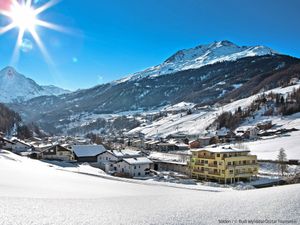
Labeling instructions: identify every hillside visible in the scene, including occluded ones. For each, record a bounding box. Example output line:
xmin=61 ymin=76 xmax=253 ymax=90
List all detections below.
xmin=9 ymin=54 xmax=300 ymax=134
xmin=0 ymin=103 xmax=21 ymax=134
xmin=0 ymin=150 xmax=299 ymax=225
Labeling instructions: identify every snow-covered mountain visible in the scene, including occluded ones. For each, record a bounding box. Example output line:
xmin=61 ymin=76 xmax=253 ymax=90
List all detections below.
xmin=8 ymin=41 xmax=300 ymax=134
xmin=117 ymin=40 xmax=277 ymax=83
xmin=0 ymin=67 xmax=70 ymax=103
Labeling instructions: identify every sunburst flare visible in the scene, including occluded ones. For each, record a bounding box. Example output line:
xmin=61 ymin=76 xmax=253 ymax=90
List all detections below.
xmin=0 ymin=0 xmax=65 ymax=64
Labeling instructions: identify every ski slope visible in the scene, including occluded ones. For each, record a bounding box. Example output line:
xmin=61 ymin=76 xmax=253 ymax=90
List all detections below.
xmin=0 ymin=151 xmax=299 ymax=225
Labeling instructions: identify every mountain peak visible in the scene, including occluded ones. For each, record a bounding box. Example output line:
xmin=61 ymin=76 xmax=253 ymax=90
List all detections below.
xmin=0 ymin=66 xmax=17 ymax=77
xmin=120 ymin=40 xmax=278 ymax=83
xmin=0 ymin=67 xmax=70 ymax=103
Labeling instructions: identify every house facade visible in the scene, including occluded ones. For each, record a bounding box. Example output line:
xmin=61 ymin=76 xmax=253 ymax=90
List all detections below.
xmin=0 ymin=137 xmax=14 ymax=150
xmin=11 ymin=139 xmax=32 ymax=153
xmin=189 ymin=146 xmax=258 ymax=184
xmin=114 ymin=157 xmax=152 ymax=177
xmin=42 ymin=145 xmax=74 ymax=161
xmin=97 ymin=149 xmax=143 ymax=172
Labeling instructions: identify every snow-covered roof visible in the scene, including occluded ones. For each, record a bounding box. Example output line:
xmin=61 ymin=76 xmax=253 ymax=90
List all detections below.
xmin=73 ymin=145 xmax=106 ymax=157
xmin=148 ymin=152 xmax=189 ymax=164
xmin=111 ymin=150 xmax=141 ymax=158
xmin=11 ymin=138 xmax=31 ymax=147
xmin=123 ymin=157 xmax=152 ymax=165
xmin=191 ymin=146 xmax=250 ymax=153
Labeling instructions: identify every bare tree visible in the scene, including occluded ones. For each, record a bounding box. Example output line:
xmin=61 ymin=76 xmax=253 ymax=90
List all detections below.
xmin=277 ymin=148 xmax=288 ymax=176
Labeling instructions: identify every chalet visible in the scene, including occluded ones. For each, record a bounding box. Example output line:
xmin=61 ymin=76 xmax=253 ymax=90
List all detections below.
xmin=0 ymin=137 xmax=14 ymax=151
xmin=114 ymin=157 xmax=152 ymax=177
xmin=11 ymin=138 xmax=32 ymax=153
xmin=73 ymin=145 xmax=106 ymax=163
xmin=42 ymin=144 xmax=74 ymax=161
xmin=97 ymin=149 xmax=143 ymax=171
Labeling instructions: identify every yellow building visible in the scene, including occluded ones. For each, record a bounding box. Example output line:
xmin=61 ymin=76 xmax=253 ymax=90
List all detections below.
xmin=189 ymin=146 xmax=258 ymax=184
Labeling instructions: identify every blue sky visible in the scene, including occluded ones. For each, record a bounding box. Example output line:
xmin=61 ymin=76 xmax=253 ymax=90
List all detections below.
xmin=0 ymin=0 xmax=300 ymax=90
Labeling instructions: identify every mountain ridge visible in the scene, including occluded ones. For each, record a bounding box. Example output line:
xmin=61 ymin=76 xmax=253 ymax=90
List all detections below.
xmin=115 ymin=40 xmax=277 ymax=84
xmin=0 ymin=66 xmax=70 ymax=103
xmin=5 ymin=40 xmax=300 ymax=134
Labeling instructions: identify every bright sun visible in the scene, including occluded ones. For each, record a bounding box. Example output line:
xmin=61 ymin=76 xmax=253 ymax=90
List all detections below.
xmin=10 ymin=3 xmax=37 ymax=31
xmin=0 ymin=0 xmax=65 ymax=64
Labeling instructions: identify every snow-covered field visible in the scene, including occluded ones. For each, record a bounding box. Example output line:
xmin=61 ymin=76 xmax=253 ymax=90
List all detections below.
xmin=0 ymin=150 xmax=299 ymax=225
xmin=247 ymin=130 xmax=300 ymax=160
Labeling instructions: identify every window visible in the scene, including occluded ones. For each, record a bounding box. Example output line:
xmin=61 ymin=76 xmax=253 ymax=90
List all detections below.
xmin=138 ymin=172 xmax=141 ymax=176
xmin=134 ymin=166 xmax=136 ymax=169
xmin=229 ymin=170 xmax=233 ymax=174
xmin=228 ymin=162 xmax=232 ymax=165
xmin=217 ymin=154 xmax=220 ymax=157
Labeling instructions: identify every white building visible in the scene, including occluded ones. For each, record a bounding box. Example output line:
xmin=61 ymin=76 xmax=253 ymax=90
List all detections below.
xmin=114 ymin=157 xmax=152 ymax=177
xmin=97 ymin=149 xmax=143 ymax=171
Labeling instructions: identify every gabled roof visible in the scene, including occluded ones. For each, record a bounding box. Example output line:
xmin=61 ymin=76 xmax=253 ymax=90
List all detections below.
xmin=0 ymin=137 xmax=14 ymax=144
xmin=123 ymin=157 xmax=152 ymax=165
xmin=112 ymin=149 xmax=141 ymax=158
xmin=11 ymin=138 xmax=31 ymax=147
xmin=73 ymin=145 xmax=106 ymax=157
xmin=43 ymin=144 xmax=72 ymax=153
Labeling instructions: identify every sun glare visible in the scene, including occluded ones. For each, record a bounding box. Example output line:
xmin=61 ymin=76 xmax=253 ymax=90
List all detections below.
xmin=0 ymin=0 xmax=64 ymax=64
xmin=10 ymin=3 xmax=37 ymax=31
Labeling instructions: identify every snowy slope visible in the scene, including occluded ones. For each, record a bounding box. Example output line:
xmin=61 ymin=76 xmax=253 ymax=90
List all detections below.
xmin=42 ymin=85 xmax=71 ymax=96
xmin=0 ymin=150 xmax=299 ymax=225
xmin=117 ymin=40 xmax=276 ymax=83
xmin=128 ymin=84 xmax=300 ymax=138
xmin=0 ymin=67 xmax=69 ymax=103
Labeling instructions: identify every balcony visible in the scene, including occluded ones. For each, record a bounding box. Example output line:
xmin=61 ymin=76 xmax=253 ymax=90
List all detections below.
xmin=192 ymin=169 xmax=205 ymax=173
xmin=208 ymin=164 xmax=218 ymax=168
xmin=197 ymin=155 xmax=215 ymax=159
xmin=227 ymin=163 xmax=258 ymax=169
